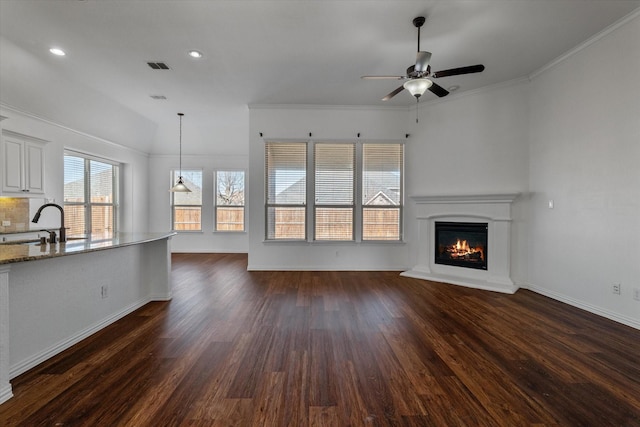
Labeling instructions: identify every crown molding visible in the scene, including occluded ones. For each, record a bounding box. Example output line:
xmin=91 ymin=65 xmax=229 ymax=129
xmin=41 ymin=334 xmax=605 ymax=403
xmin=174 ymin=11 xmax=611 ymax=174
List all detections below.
xmin=248 ymin=103 xmax=409 ymax=112
xmin=0 ymin=103 xmax=149 ymax=157
xmin=529 ymin=6 xmax=640 ymax=80
xmin=413 ymin=77 xmax=530 ymax=111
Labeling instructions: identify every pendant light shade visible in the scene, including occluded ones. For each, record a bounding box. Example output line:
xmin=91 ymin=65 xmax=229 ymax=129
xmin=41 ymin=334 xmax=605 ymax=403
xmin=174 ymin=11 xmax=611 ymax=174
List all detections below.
xmin=170 ymin=176 xmax=190 ymax=192
xmin=170 ymin=113 xmax=191 ymax=192
xmin=403 ymin=78 xmax=433 ymax=98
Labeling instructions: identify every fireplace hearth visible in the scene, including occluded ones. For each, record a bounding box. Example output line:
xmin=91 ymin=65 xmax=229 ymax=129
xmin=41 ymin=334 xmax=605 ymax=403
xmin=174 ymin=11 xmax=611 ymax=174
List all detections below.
xmin=435 ymin=222 xmax=488 ymax=270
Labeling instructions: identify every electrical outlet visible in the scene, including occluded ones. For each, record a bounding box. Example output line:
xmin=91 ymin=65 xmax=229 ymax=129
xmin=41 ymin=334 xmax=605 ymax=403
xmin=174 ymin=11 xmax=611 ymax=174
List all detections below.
xmin=612 ymin=283 xmax=621 ymax=295
xmin=634 ymin=288 xmax=640 ymax=301
xmin=101 ymin=285 xmax=108 ymax=299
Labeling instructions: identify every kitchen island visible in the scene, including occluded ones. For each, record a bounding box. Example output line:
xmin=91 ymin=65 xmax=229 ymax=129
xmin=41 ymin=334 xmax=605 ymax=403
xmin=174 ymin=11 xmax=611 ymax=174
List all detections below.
xmin=0 ymin=232 xmax=176 ymax=404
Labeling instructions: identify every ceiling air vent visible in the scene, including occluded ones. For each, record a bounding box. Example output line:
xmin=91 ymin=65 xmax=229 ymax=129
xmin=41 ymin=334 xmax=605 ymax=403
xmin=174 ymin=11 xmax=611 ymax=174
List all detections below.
xmin=150 ymin=95 xmax=167 ymax=100
xmin=147 ymin=61 xmax=170 ymax=70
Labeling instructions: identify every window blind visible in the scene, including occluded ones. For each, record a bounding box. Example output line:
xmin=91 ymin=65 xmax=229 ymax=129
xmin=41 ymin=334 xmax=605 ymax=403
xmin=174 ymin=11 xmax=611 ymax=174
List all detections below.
xmin=64 ymin=154 xmax=119 ymax=238
xmin=314 ymin=143 xmax=355 ymax=240
xmin=265 ymin=142 xmax=307 ymax=240
xmin=90 ymin=160 xmax=114 ymax=203
xmin=63 ymin=155 xmax=86 ymax=236
xmin=64 ymin=156 xmax=85 ymax=202
xmin=362 ymin=143 xmax=403 ymax=240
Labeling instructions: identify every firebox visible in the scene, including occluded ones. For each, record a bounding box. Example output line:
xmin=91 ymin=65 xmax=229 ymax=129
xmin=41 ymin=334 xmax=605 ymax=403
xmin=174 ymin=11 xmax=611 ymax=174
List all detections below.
xmin=434 ymin=222 xmax=488 ymax=270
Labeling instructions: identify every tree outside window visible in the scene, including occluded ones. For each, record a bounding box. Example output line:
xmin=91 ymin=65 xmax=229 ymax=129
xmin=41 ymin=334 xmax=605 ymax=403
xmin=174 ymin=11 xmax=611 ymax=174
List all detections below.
xmin=215 ymin=170 xmax=245 ymax=231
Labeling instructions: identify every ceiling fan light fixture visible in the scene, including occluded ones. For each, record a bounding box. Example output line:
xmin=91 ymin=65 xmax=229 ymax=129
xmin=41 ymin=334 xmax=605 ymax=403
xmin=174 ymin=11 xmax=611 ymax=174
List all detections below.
xmin=403 ymin=78 xmax=433 ymax=98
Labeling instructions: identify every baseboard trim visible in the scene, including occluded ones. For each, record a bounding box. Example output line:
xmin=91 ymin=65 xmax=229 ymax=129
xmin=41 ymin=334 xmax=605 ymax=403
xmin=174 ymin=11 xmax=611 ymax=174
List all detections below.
xmin=247 ymin=264 xmax=408 ymax=272
xmin=9 ymin=297 xmax=152 ymax=379
xmin=0 ymin=384 xmax=13 ymax=405
xmin=526 ymin=284 xmax=640 ymax=331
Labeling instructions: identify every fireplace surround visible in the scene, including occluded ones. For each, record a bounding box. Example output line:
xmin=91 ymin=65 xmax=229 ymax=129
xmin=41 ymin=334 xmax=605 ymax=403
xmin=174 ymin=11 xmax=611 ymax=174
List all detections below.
xmin=402 ymin=193 xmax=519 ymax=294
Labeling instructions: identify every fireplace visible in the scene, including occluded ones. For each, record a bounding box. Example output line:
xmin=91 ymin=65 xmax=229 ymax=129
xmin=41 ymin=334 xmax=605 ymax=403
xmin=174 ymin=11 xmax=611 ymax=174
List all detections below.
xmin=435 ymin=222 xmax=488 ymax=270
xmin=401 ymin=193 xmax=519 ymax=294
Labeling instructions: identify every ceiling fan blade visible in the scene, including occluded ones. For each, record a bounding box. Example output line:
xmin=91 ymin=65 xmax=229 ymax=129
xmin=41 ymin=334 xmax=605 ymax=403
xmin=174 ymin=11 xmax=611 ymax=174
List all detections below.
xmin=382 ymin=85 xmax=405 ymax=101
xmin=432 ymin=64 xmax=485 ymax=78
xmin=428 ymin=81 xmax=449 ymax=98
xmin=361 ymin=75 xmax=406 ymax=80
xmin=415 ymin=51 xmax=432 ymax=73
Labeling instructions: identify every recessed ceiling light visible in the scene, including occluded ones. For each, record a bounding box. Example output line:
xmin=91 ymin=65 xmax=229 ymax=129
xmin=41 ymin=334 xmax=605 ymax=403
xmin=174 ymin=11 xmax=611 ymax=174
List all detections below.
xmin=447 ymin=85 xmax=460 ymax=92
xmin=188 ymin=50 xmax=203 ymax=59
xmin=49 ymin=48 xmax=66 ymax=56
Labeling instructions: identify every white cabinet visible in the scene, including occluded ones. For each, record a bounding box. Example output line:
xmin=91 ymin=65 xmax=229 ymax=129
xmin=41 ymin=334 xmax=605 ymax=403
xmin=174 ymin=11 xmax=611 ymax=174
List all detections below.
xmin=1 ymin=130 xmax=47 ymax=196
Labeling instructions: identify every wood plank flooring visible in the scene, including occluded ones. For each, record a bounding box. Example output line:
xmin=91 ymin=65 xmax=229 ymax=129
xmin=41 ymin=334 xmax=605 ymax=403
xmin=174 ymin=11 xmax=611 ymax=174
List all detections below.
xmin=1 ymin=253 xmax=639 ymax=426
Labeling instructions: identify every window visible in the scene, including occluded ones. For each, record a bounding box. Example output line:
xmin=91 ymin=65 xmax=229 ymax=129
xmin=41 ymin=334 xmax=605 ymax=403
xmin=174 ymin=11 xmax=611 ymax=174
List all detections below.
xmin=265 ymin=142 xmax=307 ymax=240
xmin=362 ymin=143 xmax=403 ymax=240
xmin=265 ymin=141 xmax=404 ymax=242
xmin=215 ymin=170 xmax=245 ymax=232
xmin=63 ymin=153 xmax=119 ymax=239
xmin=171 ymin=169 xmax=202 ymax=231
xmin=314 ymin=143 xmax=355 ymax=240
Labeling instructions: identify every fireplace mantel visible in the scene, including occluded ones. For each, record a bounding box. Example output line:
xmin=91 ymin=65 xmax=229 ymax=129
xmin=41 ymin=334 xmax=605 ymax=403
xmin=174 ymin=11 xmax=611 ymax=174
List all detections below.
xmin=402 ymin=193 xmax=520 ymax=294
xmin=410 ymin=193 xmax=520 ymax=205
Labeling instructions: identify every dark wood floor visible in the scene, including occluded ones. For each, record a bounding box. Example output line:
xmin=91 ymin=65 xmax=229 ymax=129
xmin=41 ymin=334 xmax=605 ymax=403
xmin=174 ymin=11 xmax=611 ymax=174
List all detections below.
xmin=1 ymin=253 xmax=639 ymax=426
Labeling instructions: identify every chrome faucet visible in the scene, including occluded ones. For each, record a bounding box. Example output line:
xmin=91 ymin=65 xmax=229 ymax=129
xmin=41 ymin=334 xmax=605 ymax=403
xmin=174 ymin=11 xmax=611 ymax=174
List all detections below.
xmin=32 ymin=203 xmax=67 ymax=243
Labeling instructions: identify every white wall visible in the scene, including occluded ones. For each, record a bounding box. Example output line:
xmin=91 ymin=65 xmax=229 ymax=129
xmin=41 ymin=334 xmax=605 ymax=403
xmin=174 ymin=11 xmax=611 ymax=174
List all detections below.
xmin=147 ymin=154 xmax=249 ymax=253
xmin=248 ymin=106 xmax=410 ymax=270
xmin=527 ymin=14 xmax=640 ymax=328
xmin=404 ymin=81 xmax=531 ymax=286
xmin=0 ymin=106 xmax=150 ymax=233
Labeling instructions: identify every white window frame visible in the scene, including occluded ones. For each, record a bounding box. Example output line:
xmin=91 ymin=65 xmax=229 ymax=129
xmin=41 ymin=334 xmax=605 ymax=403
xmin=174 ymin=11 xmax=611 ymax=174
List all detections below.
xmin=265 ymin=141 xmax=308 ymax=241
xmin=214 ymin=169 xmax=246 ymax=232
xmin=170 ymin=169 xmax=203 ymax=232
xmin=63 ymin=150 xmax=120 ymax=239
xmin=264 ymin=140 xmax=404 ymax=243
xmin=361 ymin=142 xmax=404 ymax=242
xmin=313 ymin=142 xmax=356 ymax=241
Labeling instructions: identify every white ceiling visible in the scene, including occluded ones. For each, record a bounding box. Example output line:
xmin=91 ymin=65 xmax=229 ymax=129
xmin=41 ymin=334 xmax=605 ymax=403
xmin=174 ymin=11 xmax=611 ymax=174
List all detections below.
xmin=1 ymin=0 xmax=639 ymax=154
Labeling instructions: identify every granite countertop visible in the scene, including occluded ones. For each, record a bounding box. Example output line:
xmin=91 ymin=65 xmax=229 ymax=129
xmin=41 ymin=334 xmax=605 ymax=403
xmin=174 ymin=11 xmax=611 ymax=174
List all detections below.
xmin=0 ymin=232 xmax=176 ymax=265
xmin=0 ymin=229 xmax=43 ymax=236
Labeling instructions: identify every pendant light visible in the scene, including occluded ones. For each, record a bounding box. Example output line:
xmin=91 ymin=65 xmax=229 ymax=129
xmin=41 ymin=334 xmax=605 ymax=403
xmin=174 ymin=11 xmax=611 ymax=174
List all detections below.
xmin=170 ymin=113 xmax=191 ymax=192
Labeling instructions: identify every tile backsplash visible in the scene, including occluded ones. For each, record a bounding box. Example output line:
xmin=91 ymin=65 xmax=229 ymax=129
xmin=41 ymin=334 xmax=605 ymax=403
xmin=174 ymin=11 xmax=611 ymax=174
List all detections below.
xmin=0 ymin=197 xmax=30 ymax=232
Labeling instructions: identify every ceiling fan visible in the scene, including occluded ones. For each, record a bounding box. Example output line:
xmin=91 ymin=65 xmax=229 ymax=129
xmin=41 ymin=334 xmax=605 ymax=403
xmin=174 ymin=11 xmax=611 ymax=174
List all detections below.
xmin=361 ymin=16 xmax=485 ymax=101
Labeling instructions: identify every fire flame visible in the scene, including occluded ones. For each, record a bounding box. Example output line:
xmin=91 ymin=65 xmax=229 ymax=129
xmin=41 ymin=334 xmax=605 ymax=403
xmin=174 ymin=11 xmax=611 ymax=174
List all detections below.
xmin=447 ymin=239 xmax=484 ymax=261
